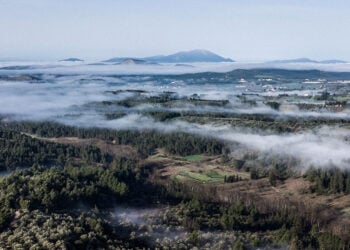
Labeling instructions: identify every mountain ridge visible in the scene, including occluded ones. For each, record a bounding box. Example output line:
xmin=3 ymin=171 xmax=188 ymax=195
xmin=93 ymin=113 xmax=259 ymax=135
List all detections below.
xmin=59 ymin=58 xmax=84 ymax=62
xmin=104 ymin=49 xmax=234 ymax=63
xmin=268 ymin=58 xmax=347 ymax=64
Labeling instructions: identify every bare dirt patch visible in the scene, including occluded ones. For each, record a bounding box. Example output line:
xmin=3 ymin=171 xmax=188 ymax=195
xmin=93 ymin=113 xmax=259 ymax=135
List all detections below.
xmin=22 ymin=133 xmax=138 ymax=159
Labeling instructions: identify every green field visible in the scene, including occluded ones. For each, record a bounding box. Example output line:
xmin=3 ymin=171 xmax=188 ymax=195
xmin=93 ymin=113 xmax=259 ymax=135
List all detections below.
xmin=178 ymin=171 xmax=225 ymax=183
xmin=182 ymin=155 xmax=204 ymax=162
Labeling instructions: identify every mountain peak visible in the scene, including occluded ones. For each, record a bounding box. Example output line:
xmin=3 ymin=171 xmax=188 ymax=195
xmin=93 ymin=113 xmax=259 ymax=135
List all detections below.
xmin=104 ymin=49 xmax=234 ymax=63
xmin=158 ymin=49 xmax=233 ymax=63
xmin=186 ymin=49 xmax=214 ymax=55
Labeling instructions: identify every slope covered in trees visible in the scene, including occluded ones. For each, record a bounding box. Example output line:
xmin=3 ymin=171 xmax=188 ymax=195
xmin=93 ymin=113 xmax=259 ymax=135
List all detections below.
xmin=0 ymin=121 xmax=349 ymax=249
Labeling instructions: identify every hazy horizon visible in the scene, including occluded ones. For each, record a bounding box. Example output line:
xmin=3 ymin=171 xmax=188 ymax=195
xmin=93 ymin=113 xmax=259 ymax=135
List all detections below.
xmin=1 ymin=0 xmax=350 ymax=61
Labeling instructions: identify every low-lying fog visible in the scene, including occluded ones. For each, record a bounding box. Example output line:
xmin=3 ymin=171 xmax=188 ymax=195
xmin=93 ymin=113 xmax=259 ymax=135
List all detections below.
xmin=109 ymin=205 xmax=288 ymax=249
xmin=1 ymin=68 xmax=350 ymax=170
xmin=1 ymin=60 xmax=350 ymax=74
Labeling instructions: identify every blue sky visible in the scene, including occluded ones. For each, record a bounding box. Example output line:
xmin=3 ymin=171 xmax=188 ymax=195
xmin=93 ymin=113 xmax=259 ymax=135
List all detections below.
xmin=1 ymin=0 xmax=350 ymax=61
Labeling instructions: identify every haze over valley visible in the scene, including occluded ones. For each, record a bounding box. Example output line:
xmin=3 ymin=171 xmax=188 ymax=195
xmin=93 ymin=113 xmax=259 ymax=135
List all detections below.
xmin=1 ymin=59 xmax=350 ymax=248
xmin=1 ymin=1 xmax=350 ymax=249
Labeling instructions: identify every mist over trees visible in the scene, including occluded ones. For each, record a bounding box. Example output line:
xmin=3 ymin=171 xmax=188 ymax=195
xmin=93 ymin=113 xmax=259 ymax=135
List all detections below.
xmin=0 ymin=67 xmax=350 ymax=249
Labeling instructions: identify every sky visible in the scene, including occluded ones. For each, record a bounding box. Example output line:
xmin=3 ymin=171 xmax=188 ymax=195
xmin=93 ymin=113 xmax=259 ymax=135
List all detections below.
xmin=1 ymin=0 xmax=350 ymax=61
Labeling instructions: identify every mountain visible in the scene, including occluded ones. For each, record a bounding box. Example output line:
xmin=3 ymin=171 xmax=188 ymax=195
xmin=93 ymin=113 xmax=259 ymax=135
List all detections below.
xmin=186 ymin=68 xmax=350 ymax=81
xmin=0 ymin=65 xmax=36 ymax=70
xmin=104 ymin=49 xmax=234 ymax=63
xmin=144 ymin=49 xmax=234 ymax=63
xmin=268 ymin=58 xmax=347 ymax=64
xmin=116 ymin=58 xmax=158 ymax=65
xmin=104 ymin=57 xmax=135 ymax=63
xmin=60 ymin=58 xmax=84 ymax=62
xmin=319 ymin=59 xmax=347 ymax=64
xmin=175 ymin=63 xmax=195 ymax=68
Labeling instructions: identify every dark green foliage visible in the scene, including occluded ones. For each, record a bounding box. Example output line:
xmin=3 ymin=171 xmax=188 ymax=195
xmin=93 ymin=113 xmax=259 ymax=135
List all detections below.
xmin=0 ymin=129 xmax=103 ymax=171
xmin=104 ymin=112 xmax=127 ymax=120
xmin=0 ymin=210 xmax=145 ymax=249
xmin=147 ymin=111 xmax=182 ymax=121
xmin=224 ymin=174 xmax=242 ymax=183
xmin=171 ymin=199 xmax=349 ymax=250
xmin=265 ymin=101 xmax=280 ymax=110
xmin=2 ymin=121 xmax=225 ymax=158
xmin=315 ymin=91 xmax=331 ymax=101
xmin=268 ymin=163 xmax=290 ymax=186
xmin=305 ymin=167 xmax=350 ymax=194
xmin=0 ymin=121 xmax=349 ymax=249
xmin=317 ymin=232 xmax=349 ymax=250
xmin=249 ymin=167 xmax=268 ymax=180
xmin=0 ymin=166 xmax=127 ymax=228
xmin=269 ymin=169 xmax=277 ymax=186
xmin=232 ymin=238 xmax=245 ymax=250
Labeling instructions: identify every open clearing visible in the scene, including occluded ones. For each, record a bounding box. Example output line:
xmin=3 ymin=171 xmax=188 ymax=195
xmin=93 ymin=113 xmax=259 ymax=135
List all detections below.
xmin=147 ymin=149 xmax=249 ymax=184
xmin=22 ymin=133 xmax=138 ymax=159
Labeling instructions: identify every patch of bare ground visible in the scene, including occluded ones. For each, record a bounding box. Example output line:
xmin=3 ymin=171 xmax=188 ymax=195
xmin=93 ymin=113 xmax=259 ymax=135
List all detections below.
xmin=22 ymin=133 xmax=138 ymax=159
xmin=278 ymin=178 xmax=350 ymax=215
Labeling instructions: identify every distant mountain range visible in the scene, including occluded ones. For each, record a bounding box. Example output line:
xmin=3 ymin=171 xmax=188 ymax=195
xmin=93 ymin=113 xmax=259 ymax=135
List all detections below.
xmin=116 ymin=58 xmax=159 ymax=65
xmin=104 ymin=49 xmax=234 ymax=63
xmin=60 ymin=58 xmax=84 ymax=62
xmin=186 ymin=68 xmax=350 ymax=81
xmin=268 ymin=58 xmax=347 ymax=64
